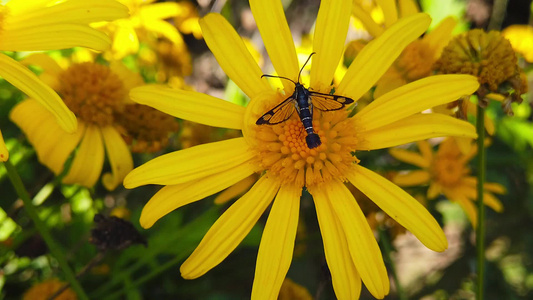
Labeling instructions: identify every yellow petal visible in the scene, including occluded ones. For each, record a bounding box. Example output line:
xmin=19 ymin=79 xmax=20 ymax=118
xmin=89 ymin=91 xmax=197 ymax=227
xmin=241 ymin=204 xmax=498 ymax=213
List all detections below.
xmin=310 ymin=0 xmax=352 ymax=91
xmin=398 ymin=0 xmax=420 ymax=17
xmin=139 ymin=2 xmax=182 ymax=20
xmin=483 ymin=192 xmax=503 ymax=212
xmin=252 ymin=184 xmax=301 ymax=300
xmin=140 ymin=162 xmax=258 ymax=228
xmin=485 ymin=112 xmax=495 ymax=135
xmin=0 ymin=130 xmax=8 ymax=162
xmin=392 ymin=170 xmax=431 ymax=186
xmin=348 ymin=165 xmax=448 ymax=252
xmin=124 ymin=138 xmax=255 ymax=188
xmin=214 ymin=175 xmax=257 ymax=204
xmin=143 ymin=19 xmax=184 ymax=46
xmin=389 ymin=148 xmax=430 ymax=168
xmin=130 ymin=85 xmax=244 ymax=130
xmin=483 ymin=182 xmax=507 ymax=194
xmin=110 ymin=23 xmax=139 ymax=59
xmin=22 ymin=53 xmax=63 ymax=81
xmin=101 ymin=126 xmax=133 ymax=191
xmin=62 ymin=124 xmax=104 ymax=187
xmin=200 ymin=13 xmax=271 ymax=99
xmin=0 ymin=53 xmax=76 ymax=132
xmin=357 ymin=113 xmax=477 ymax=150
xmin=324 ymin=181 xmax=389 ymax=298
xmin=9 ymin=99 xmax=84 ymax=174
xmin=452 ymin=194 xmax=478 ymax=228
xmin=376 ymin=0 xmax=397 ymax=28
xmin=337 ymin=13 xmax=431 ymax=100
xmin=310 ymin=187 xmax=362 ymax=300
xmin=181 ymin=176 xmax=280 ymax=279
xmin=417 ymin=140 xmax=434 ymax=162
xmin=1 ymin=24 xmax=112 ymax=52
xmin=427 ymin=182 xmax=442 ymax=199
xmin=356 ymin=75 xmax=479 ymax=131
xmin=373 ymin=75 xmax=406 ymax=99
xmin=352 ymin=4 xmax=384 ymax=37
xmin=424 ymin=16 xmax=457 ymax=56
xmin=6 ymin=0 xmax=128 ymax=25
xmin=249 ymin=0 xmax=298 ymax=91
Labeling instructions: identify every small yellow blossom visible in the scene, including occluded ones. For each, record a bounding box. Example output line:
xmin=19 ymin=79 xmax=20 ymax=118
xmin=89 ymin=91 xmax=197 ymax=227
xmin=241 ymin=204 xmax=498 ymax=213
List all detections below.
xmin=124 ymin=1 xmax=480 ymax=298
xmin=390 ymin=138 xmax=505 ymax=227
xmin=10 ymin=55 xmax=141 ymax=190
xmin=99 ymin=0 xmax=199 ymax=60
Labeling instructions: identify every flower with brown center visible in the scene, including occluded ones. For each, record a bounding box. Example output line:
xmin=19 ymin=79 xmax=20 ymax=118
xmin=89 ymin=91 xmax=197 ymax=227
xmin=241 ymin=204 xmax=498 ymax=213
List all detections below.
xmin=10 ymin=56 xmax=141 ymax=190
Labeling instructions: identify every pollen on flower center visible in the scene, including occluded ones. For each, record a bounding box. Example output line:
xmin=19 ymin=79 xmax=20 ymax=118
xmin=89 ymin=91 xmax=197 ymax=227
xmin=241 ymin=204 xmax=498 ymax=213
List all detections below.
xmin=58 ymin=62 xmax=126 ymax=126
xmin=435 ymin=29 xmax=517 ymax=92
xmin=252 ymin=110 xmax=359 ymax=188
xmin=431 ymin=155 xmax=468 ymax=187
xmin=397 ymin=40 xmax=434 ymax=81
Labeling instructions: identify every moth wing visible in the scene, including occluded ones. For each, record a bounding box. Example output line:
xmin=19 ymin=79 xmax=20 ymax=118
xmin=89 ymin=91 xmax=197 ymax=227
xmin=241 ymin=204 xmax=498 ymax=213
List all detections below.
xmin=256 ymin=96 xmax=296 ymax=125
xmin=310 ymin=91 xmax=354 ymax=111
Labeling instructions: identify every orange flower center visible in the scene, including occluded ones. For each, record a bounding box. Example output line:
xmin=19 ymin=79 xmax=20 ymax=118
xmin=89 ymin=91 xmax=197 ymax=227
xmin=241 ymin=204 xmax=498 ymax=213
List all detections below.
xmin=249 ymin=104 xmax=359 ymax=188
xmin=431 ymin=155 xmax=469 ymax=187
xmin=57 ymin=62 xmax=126 ymax=126
xmin=397 ymin=40 xmax=435 ymax=81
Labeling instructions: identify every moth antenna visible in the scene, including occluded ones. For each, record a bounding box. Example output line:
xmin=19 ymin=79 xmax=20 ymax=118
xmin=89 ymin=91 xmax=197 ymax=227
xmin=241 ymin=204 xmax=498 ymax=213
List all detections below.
xmin=261 ymin=74 xmax=297 ymax=85
xmin=297 ymin=52 xmax=316 ymax=83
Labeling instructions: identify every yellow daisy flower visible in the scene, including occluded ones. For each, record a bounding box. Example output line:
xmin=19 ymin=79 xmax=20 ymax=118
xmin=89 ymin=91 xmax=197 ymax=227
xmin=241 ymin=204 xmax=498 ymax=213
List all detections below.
xmin=0 ymin=0 xmax=128 ymax=161
xmin=390 ymin=137 xmax=505 ymax=227
xmin=351 ymin=0 xmax=457 ymax=97
xmin=100 ymin=0 xmax=197 ymax=60
xmin=125 ymin=1 xmax=479 ymax=298
xmin=10 ymin=54 xmax=140 ymax=190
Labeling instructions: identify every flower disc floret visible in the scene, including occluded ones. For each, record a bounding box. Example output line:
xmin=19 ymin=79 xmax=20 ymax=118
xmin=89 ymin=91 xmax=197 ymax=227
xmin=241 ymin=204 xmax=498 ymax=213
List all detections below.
xmin=58 ymin=62 xmax=126 ymax=126
xmin=246 ymin=94 xmax=359 ymax=188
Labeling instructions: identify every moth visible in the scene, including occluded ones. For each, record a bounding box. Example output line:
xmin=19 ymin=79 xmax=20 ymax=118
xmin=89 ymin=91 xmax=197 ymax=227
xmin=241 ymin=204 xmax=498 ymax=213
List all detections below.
xmin=256 ymin=52 xmax=354 ymax=149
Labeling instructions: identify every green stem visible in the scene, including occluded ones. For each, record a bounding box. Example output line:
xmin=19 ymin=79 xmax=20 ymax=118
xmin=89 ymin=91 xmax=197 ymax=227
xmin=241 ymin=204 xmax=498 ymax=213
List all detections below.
xmin=476 ymin=106 xmax=486 ymax=300
xmin=379 ymin=228 xmax=407 ymax=300
xmin=3 ymin=160 xmax=89 ymax=300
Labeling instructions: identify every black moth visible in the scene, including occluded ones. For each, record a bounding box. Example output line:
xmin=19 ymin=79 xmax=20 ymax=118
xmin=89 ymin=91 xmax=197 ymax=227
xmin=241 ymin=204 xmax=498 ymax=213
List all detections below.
xmin=256 ymin=52 xmax=354 ymax=149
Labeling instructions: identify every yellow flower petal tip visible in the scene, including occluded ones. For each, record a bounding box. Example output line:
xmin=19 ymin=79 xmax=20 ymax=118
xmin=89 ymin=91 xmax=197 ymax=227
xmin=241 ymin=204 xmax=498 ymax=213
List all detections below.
xmin=0 ymin=130 xmax=8 ymax=162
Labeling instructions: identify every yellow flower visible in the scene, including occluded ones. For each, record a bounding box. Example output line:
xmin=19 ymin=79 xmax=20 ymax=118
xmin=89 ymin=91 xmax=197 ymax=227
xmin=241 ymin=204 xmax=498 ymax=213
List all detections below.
xmin=352 ymin=0 xmax=457 ymax=97
xmin=23 ymin=279 xmax=76 ymax=300
xmin=0 ymin=0 xmax=128 ymax=161
xmin=99 ymin=0 xmax=197 ymax=60
xmin=502 ymin=25 xmax=533 ymax=63
xmin=10 ymin=55 xmax=139 ymax=190
xmin=390 ymin=138 xmax=505 ymax=227
xmin=435 ymin=29 xmax=526 ymax=115
xmin=125 ymin=1 xmax=479 ymax=298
